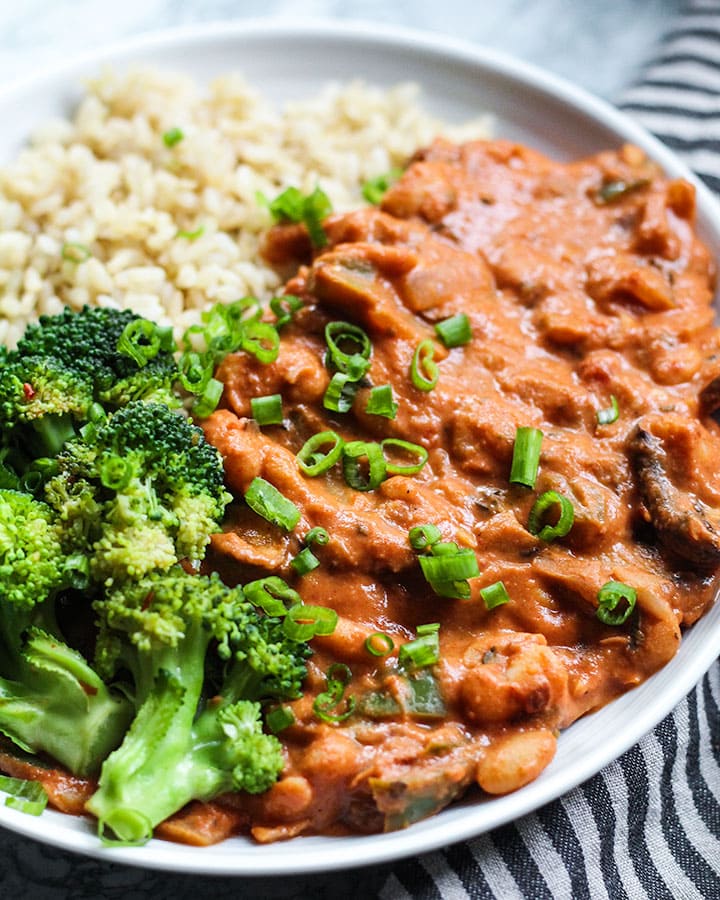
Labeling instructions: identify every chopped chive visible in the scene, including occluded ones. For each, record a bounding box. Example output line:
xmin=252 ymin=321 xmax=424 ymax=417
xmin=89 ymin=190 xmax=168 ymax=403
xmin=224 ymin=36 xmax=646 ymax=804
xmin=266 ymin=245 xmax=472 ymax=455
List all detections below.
xmin=381 ymin=438 xmax=428 ymax=475
xmin=245 ymin=476 xmax=301 ymax=531
xmin=527 ymin=490 xmax=575 ymax=541
xmin=342 ymin=440 xmax=387 ymax=491
xmin=61 ymin=242 xmax=91 ymax=263
xmin=597 ymin=581 xmax=637 ymax=625
xmin=408 ymin=524 xmax=442 ymax=551
xmin=162 ymin=127 xmax=184 ymax=148
xmin=434 ymin=313 xmax=472 ymax=348
xmin=291 ymin=546 xmax=320 ymax=575
xmin=284 ymin=603 xmax=338 ymax=641
xmin=296 ymin=431 xmax=344 ymax=477
xmin=251 ymin=394 xmax=283 ymax=426
xmin=410 ymin=339 xmax=439 ymax=391
xmin=266 ymin=705 xmax=295 ymax=734
xmin=361 ymin=167 xmax=403 ymax=205
xmin=365 ymin=384 xmax=398 ymax=419
xmin=509 ymin=426 xmax=544 ymax=489
xmin=364 ymin=632 xmax=395 ymax=657
xmin=597 ymin=395 xmax=619 ymax=426
xmin=480 ymin=581 xmax=511 ymax=610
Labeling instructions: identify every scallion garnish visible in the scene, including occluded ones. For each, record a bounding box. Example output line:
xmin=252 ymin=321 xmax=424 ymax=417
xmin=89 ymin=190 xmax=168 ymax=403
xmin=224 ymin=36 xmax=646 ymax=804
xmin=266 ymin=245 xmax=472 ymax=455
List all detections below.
xmin=266 ymin=706 xmax=296 ymax=734
xmin=191 ymin=377 xmax=223 ymax=418
xmin=509 ymin=426 xmax=544 ymax=489
xmin=243 ymin=576 xmax=300 ymax=617
xmin=61 ymin=242 xmax=91 ymax=263
xmin=410 ymin=339 xmax=439 ymax=391
xmin=365 ymin=384 xmax=398 ymax=419
xmin=251 ymin=394 xmax=283 ymax=426
xmin=361 ymin=167 xmax=403 ymax=205
xmin=597 ymin=395 xmax=619 ymax=426
xmin=268 ymin=185 xmax=333 ymax=248
xmin=284 ymin=604 xmax=338 ymax=641
xmin=480 ymin=581 xmax=511 ymax=610
xmin=399 ymin=624 xmax=440 ymax=670
xmin=435 ymin=313 xmax=472 ymax=349
xmin=296 ymin=431 xmax=344 ymax=477
xmin=291 ymin=546 xmax=320 ymax=575
xmin=162 ymin=127 xmax=184 ymax=148
xmin=176 ymin=225 xmax=205 ymax=241
xmin=596 ymin=581 xmax=637 ymax=625
xmin=0 ymin=775 xmax=48 ymax=817
xmin=323 ymin=372 xmax=360 ymax=413
xmin=408 ymin=524 xmax=442 ymax=551
xmin=178 ymin=350 xmax=214 ymax=394
xmin=527 ymin=490 xmax=575 ymax=541
xmin=270 ymin=294 xmax=303 ymax=328
xmin=325 ymin=321 xmax=372 ymax=379
xmin=305 ymin=526 xmax=329 ymax=546
xmin=313 ymin=663 xmax=355 ymax=723
xmin=364 ymin=632 xmax=395 ymax=657
xmin=244 ymin=477 xmax=301 ymax=531
xmin=381 ymin=438 xmax=428 ymax=475
xmin=240 ymin=320 xmax=280 ymax=365
xmin=417 ymin=545 xmax=480 ymax=583
xmin=117 ymin=319 xmax=174 ymax=367
xmin=342 ymin=440 xmax=387 ymax=491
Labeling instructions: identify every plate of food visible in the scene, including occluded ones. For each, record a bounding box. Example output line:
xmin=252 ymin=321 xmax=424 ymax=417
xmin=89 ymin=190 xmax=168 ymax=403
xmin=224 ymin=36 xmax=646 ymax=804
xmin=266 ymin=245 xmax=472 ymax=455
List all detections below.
xmin=1 ymin=19 xmax=719 ymax=876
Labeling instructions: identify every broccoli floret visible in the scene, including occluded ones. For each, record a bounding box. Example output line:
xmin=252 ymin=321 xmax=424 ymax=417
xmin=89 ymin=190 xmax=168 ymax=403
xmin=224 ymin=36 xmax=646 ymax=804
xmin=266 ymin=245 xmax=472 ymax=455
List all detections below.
xmin=0 ymin=307 xmax=180 ymax=468
xmin=0 ymin=490 xmax=131 ymax=775
xmin=44 ymin=401 xmax=231 ymax=581
xmin=86 ymin=568 xmax=311 ymax=843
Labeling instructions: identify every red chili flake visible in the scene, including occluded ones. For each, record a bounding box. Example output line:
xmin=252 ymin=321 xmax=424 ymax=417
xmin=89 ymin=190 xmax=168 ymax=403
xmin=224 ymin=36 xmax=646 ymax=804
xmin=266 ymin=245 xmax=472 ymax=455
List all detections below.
xmin=141 ymin=590 xmax=155 ymax=612
xmin=22 ymin=383 xmax=36 ymax=400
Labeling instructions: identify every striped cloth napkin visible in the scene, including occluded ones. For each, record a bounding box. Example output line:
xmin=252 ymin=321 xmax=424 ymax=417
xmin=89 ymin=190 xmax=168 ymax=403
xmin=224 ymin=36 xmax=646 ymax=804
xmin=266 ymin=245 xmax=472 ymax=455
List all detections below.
xmin=380 ymin=3 xmax=720 ymax=898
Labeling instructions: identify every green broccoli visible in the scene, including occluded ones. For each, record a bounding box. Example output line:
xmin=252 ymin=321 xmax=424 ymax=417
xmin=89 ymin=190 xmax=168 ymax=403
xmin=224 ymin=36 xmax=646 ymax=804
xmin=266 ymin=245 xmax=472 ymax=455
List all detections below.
xmin=0 ymin=489 xmax=132 ymax=775
xmin=87 ymin=568 xmax=311 ymax=843
xmin=0 ymin=306 xmax=180 ymax=467
xmin=44 ymin=401 xmax=231 ymax=582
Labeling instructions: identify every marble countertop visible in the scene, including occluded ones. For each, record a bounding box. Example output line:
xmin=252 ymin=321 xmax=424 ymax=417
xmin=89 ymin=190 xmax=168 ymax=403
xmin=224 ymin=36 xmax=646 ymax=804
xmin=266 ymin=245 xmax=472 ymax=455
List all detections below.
xmin=0 ymin=1 xmax=684 ymax=897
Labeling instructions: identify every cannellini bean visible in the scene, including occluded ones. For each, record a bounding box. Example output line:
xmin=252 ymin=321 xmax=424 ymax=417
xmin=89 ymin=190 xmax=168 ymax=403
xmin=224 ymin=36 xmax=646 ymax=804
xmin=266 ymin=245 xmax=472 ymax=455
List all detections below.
xmin=476 ymin=729 xmax=557 ymax=795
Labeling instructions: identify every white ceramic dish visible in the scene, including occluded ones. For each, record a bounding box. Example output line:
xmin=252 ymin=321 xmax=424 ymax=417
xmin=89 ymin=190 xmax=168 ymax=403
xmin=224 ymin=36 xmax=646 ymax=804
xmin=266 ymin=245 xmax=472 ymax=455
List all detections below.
xmin=1 ymin=18 xmax=719 ymax=877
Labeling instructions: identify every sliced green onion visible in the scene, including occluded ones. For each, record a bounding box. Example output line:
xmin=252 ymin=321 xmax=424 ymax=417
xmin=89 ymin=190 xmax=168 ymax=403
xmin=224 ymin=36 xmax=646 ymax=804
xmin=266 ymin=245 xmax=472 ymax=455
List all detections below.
xmin=595 ymin=177 xmax=650 ymax=205
xmin=245 ymin=477 xmax=301 ymax=531
xmin=305 ymin=526 xmax=329 ymax=546
xmin=270 ymin=294 xmax=303 ymax=328
xmin=325 ymin=321 xmax=372 ymax=379
xmin=61 ymin=242 xmax=91 ymax=263
xmin=597 ymin=395 xmax=619 ymax=426
xmin=266 ymin=705 xmax=295 ymax=734
xmin=416 ymin=623 xmax=440 ymax=635
xmin=240 ymin=320 xmax=280 ymax=365
xmin=361 ymin=167 xmax=403 ymax=205
xmin=99 ymin=455 xmax=135 ymax=491
xmin=418 ymin=547 xmax=480 ymax=582
xmin=268 ymin=186 xmax=304 ymax=222
xmin=365 ymin=384 xmax=398 ymax=419
xmin=117 ymin=319 xmax=172 ymax=367
xmin=410 ymin=339 xmax=439 ymax=391
xmin=313 ymin=663 xmax=355 ymax=723
xmin=296 ymin=431 xmax=344 ymax=477
xmin=381 ymin=439 xmax=428 ymax=475
xmin=291 ymin=547 xmax=320 ymax=575
xmin=323 ymin=372 xmax=359 ymax=413
xmin=364 ymin=632 xmax=395 ymax=657
xmin=399 ymin=627 xmax=440 ymax=670
xmin=268 ymin=185 xmax=332 ymax=248
xmin=408 ymin=524 xmax=442 ymax=551
xmin=528 ymin=490 xmax=575 ymax=541
xmin=509 ymin=426 xmax=544 ymax=489
xmin=191 ymin=377 xmax=223 ymax=418
xmin=342 ymin=440 xmax=387 ymax=491
xmin=597 ymin=581 xmax=637 ymax=626
xmin=284 ymin=603 xmax=338 ymax=641
xmin=177 ymin=225 xmax=204 ymax=241
xmin=244 ymin=576 xmax=300 ymax=617
xmin=251 ymin=394 xmax=283 ymax=426
xmin=480 ymin=581 xmax=511 ymax=610
xmin=178 ymin=350 xmax=213 ymax=394
xmin=0 ymin=776 xmax=48 ymax=817
xmin=435 ymin=313 xmax=472 ymax=348
xmin=162 ymin=127 xmax=184 ymax=148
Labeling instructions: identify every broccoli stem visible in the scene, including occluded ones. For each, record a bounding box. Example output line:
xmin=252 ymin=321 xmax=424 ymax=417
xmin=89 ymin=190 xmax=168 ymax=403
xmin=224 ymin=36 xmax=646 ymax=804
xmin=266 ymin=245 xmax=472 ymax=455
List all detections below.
xmin=30 ymin=413 xmax=76 ymax=457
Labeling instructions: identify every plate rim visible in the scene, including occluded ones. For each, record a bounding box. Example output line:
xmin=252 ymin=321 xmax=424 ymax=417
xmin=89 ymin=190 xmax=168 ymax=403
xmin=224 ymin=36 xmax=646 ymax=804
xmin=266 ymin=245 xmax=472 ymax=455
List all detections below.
xmin=0 ymin=16 xmax=719 ymax=877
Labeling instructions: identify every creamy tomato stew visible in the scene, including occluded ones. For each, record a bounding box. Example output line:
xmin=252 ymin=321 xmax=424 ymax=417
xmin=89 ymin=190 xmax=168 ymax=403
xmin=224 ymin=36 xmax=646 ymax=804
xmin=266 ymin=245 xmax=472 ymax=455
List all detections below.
xmin=194 ymin=139 xmax=720 ymax=841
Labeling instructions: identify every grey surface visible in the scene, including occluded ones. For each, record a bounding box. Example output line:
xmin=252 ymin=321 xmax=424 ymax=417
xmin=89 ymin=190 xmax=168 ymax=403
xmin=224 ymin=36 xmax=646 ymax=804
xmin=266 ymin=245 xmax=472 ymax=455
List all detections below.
xmin=0 ymin=0 xmax=682 ymax=896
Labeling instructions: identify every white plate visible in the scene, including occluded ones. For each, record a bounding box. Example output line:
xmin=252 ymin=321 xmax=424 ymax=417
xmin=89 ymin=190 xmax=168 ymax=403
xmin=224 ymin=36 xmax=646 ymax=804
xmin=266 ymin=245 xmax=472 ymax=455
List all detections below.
xmin=1 ymin=18 xmax=719 ymax=877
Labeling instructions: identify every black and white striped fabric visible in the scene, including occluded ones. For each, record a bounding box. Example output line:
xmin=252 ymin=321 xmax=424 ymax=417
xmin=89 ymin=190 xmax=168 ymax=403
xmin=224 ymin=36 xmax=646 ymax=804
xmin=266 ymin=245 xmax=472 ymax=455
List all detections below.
xmin=379 ymin=3 xmax=720 ymax=897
